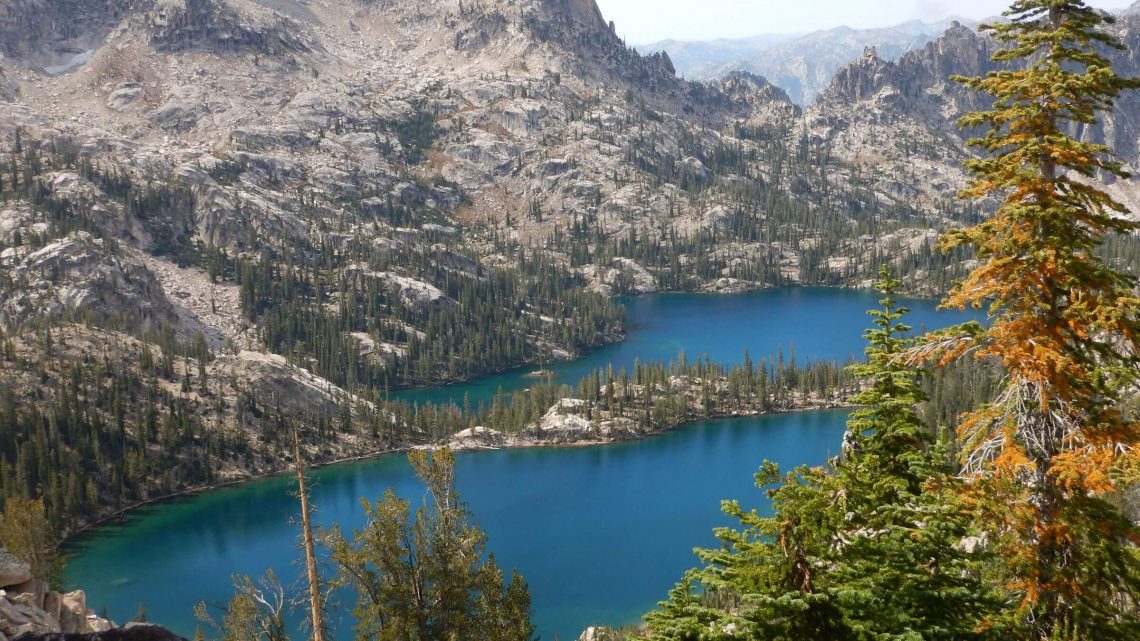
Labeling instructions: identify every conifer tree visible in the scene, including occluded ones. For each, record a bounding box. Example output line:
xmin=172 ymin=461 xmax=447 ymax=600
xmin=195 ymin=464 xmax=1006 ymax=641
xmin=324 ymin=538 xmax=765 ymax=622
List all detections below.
xmin=325 ymin=449 xmax=534 ymax=641
xmin=647 ymin=269 xmax=994 ymax=640
xmin=911 ymin=2 xmax=1140 ymax=637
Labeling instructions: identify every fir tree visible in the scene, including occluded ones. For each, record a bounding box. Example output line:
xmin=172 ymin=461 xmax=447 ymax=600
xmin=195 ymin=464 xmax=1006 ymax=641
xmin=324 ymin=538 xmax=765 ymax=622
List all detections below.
xmin=912 ymin=2 xmax=1140 ymax=637
xmin=647 ymin=269 xmax=994 ymax=640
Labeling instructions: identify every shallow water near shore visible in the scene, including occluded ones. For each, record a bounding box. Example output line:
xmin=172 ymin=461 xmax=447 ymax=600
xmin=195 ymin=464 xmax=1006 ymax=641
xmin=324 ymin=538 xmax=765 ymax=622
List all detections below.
xmin=65 ymin=288 xmax=977 ymax=640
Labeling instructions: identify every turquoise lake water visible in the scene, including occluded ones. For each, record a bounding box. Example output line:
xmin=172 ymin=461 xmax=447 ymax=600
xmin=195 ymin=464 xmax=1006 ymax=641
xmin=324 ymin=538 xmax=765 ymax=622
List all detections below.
xmin=64 ymin=288 xmax=978 ymax=640
xmin=392 ymin=287 xmax=969 ymax=407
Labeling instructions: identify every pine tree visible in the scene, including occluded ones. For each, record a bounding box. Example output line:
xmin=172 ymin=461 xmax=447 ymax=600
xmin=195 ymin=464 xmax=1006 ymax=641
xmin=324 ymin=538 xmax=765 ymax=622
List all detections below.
xmin=909 ymin=2 xmax=1140 ymax=638
xmin=325 ymin=449 xmax=534 ymax=641
xmin=647 ymin=269 xmax=994 ymax=640
xmin=831 ymin=268 xmax=997 ymax=640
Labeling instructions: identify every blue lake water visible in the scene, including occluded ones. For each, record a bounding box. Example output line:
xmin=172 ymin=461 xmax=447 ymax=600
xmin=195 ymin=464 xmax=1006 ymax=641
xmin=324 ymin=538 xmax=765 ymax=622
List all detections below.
xmin=65 ymin=289 xmax=978 ymax=640
xmin=392 ymin=287 xmax=969 ymax=408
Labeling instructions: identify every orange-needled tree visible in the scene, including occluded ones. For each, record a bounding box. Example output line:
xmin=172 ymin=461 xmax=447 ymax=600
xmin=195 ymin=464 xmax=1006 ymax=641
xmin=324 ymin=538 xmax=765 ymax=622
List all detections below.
xmin=915 ymin=1 xmax=1140 ymax=637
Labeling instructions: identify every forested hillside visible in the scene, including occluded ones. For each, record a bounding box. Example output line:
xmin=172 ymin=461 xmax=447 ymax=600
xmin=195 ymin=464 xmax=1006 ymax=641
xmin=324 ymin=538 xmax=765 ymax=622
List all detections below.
xmin=0 ymin=2 xmax=1137 ymax=620
xmin=0 ymin=0 xmax=1020 ymax=534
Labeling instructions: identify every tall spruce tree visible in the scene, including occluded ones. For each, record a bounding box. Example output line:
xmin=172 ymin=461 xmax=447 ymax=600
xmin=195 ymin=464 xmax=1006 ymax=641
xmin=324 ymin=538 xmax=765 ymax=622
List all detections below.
xmin=911 ymin=2 xmax=1140 ymax=637
xmin=647 ymin=269 xmax=994 ymax=640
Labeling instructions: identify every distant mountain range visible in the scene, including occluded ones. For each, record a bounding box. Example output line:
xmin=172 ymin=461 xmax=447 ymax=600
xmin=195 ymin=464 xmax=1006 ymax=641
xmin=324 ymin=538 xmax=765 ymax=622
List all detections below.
xmin=639 ymin=18 xmax=978 ymax=105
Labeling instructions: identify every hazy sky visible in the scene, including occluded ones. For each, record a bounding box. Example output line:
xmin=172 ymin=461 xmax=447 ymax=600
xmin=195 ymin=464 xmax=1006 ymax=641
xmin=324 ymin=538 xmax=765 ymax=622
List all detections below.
xmin=594 ymin=0 xmax=1136 ymax=44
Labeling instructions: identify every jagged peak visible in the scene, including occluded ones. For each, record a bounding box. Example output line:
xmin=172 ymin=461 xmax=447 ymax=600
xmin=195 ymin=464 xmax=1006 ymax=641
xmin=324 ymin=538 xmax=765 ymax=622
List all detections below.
xmin=718 ymin=70 xmax=798 ymax=115
xmin=813 ymin=17 xmax=998 ymax=121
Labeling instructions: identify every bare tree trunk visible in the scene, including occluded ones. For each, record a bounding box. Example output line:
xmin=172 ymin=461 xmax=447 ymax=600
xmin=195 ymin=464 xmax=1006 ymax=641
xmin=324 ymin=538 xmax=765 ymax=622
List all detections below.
xmin=294 ymin=430 xmax=326 ymax=641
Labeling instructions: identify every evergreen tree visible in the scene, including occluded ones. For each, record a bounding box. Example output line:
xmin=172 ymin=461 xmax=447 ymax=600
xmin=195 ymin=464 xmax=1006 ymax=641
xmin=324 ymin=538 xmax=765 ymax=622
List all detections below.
xmin=325 ymin=449 xmax=534 ymax=641
xmin=830 ymin=268 xmax=998 ymax=640
xmin=913 ymin=2 xmax=1140 ymax=637
xmin=647 ymin=269 xmax=994 ymax=640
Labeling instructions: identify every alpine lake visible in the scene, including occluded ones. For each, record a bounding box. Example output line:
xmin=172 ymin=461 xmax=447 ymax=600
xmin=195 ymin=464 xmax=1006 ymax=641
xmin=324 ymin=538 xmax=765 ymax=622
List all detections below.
xmin=64 ymin=288 xmax=979 ymax=640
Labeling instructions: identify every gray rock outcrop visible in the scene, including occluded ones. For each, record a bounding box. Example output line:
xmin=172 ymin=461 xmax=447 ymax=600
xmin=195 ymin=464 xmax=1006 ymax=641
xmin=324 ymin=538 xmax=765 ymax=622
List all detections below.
xmin=0 ymin=231 xmax=181 ymax=335
xmin=0 ymin=62 xmax=17 ymax=102
xmin=147 ymin=0 xmax=309 ymax=56
xmin=13 ymin=622 xmax=187 ymax=641
xmin=0 ymin=555 xmax=30 ymax=589
xmin=0 ymin=559 xmax=116 ymax=639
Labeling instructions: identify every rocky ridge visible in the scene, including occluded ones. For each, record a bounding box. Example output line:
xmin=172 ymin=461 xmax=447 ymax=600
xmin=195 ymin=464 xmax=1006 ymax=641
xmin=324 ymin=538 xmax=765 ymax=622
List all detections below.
xmin=804 ymin=12 xmax=1140 ymax=218
xmin=645 ymin=18 xmax=976 ymax=105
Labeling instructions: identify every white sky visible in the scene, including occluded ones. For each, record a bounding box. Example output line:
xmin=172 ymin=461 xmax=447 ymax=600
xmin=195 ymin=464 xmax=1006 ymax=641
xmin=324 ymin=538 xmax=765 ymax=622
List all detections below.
xmin=594 ymin=0 xmax=1136 ymax=43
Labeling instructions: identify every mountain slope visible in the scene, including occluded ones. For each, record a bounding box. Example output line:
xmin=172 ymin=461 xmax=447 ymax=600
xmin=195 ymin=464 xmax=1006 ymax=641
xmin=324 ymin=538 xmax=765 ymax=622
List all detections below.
xmin=641 ymin=18 xmax=977 ymax=104
xmin=804 ymin=14 xmax=1140 ymax=217
xmin=0 ymin=0 xmax=953 ymax=531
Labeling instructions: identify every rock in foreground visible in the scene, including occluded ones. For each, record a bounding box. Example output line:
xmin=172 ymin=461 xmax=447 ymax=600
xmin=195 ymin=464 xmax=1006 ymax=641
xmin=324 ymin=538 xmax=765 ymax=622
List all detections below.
xmin=12 ymin=623 xmax=186 ymax=641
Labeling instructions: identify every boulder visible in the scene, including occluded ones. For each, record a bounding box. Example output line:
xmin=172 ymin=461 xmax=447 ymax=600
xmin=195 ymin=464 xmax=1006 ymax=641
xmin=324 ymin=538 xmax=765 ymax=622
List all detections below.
xmin=577 ymin=627 xmax=623 ymax=641
xmin=0 ymin=554 xmax=31 ymax=589
xmin=539 ymin=398 xmax=594 ymax=435
xmin=447 ymin=427 xmax=506 ymax=450
xmin=377 ymin=273 xmax=456 ymax=312
xmin=149 ymin=100 xmax=204 ymax=132
xmin=57 ymin=592 xmax=85 ymax=634
xmin=10 ymin=604 xmax=57 ymax=634
xmin=0 ymin=593 xmax=30 ymax=625
xmin=7 ymin=580 xmax=45 ymax=610
xmin=106 ymin=83 xmax=143 ymax=111
xmin=85 ymin=615 xmax=115 ymax=633
xmin=6 ymin=596 xmax=35 ymax=612
xmin=40 ymin=593 xmax=59 ymax=625
xmin=581 ymin=259 xmax=657 ymax=296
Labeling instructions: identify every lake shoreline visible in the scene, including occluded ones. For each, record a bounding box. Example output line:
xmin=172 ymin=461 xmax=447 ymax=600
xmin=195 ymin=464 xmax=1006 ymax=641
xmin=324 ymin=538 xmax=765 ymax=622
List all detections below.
xmin=63 ymin=396 xmax=854 ymax=547
xmin=65 ymin=287 xmax=973 ymax=641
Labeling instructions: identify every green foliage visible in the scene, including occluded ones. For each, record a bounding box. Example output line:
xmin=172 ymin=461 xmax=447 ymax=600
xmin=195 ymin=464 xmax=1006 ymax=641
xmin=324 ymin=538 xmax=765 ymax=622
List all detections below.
xmin=325 ymin=449 xmax=534 ymax=641
xmin=919 ymin=2 xmax=1140 ymax=637
xmin=0 ymin=497 xmax=64 ymax=588
xmin=195 ymin=572 xmax=289 ymax=641
xmin=236 ymin=246 xmax=625 ymax=391
xmin=646 ymin=270 xmax=997 ymax=640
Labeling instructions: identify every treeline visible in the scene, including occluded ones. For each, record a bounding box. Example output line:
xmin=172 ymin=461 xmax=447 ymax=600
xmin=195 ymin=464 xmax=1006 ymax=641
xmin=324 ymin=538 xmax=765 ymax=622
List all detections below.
xmin=0 ymin=319 xmax=409 ymax=533
xmin=0 ymin=309 xmax=1002 ymax=536
xmin=0 ymin=326 xmax=226 ymax=529
xmin=435 ymin=348 xmax=1000 ymax=443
